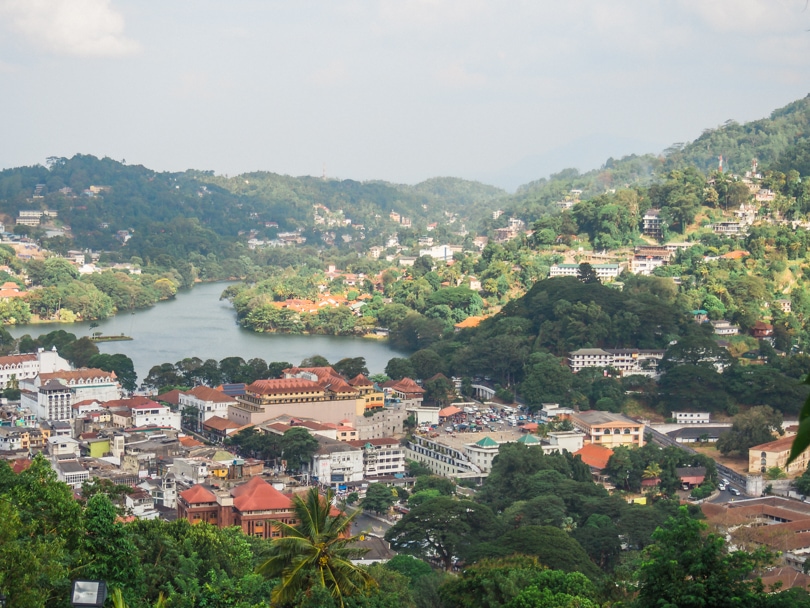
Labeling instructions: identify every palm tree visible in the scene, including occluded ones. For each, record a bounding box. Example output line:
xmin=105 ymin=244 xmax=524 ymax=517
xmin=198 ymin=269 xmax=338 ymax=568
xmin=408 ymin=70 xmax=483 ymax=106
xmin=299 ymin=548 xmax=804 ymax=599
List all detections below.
xmin=257 ymin=487 xmax=375 ymax=607
xmin=643 ymin=463 xmax=662 ymax=480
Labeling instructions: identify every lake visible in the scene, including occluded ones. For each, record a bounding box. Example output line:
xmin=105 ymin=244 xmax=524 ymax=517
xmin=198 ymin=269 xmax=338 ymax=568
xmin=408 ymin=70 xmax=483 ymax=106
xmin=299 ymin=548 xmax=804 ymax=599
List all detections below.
xmin=6 ymin=282 xmax=410 ymax=383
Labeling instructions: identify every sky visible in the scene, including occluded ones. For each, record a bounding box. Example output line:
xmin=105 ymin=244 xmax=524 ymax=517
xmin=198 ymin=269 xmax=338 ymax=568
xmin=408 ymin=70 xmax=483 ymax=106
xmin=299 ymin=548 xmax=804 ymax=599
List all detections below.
xmin=0 ymin=1 xmax=809 ymax=191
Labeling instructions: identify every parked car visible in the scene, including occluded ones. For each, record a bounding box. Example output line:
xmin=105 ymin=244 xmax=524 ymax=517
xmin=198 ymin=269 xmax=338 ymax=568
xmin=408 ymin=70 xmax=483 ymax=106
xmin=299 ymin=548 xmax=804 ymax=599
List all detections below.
xmin=718 ymin=482 xmax=727 ymax=491
xmin=729 ymin=487 xmax=741 ymax=496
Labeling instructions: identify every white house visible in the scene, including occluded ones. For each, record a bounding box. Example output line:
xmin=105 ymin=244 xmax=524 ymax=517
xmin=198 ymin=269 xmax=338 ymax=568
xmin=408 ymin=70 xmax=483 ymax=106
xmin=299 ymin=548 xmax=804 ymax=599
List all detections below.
xmin=131 ymin=402 xmax=182 ymax=430
xmin=0 ymin=348 xmax=70 ymax=389
xmin=311 ymin=436 xmax=364 ymax=489
xmin=179 ymin=386 xmax=238 ymax=432
xmin=672 ymin=411 xmax=711 ymax=425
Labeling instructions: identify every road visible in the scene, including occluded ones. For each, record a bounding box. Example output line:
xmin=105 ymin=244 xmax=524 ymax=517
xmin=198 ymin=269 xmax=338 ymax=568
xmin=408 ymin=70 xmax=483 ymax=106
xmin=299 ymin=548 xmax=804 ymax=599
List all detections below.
xmin=352 ymin=511 xmax=394 ymax=537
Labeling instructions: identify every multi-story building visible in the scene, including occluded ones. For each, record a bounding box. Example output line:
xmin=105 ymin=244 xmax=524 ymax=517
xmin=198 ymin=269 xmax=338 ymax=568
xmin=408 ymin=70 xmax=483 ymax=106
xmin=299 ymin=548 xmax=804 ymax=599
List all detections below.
xmin=642 ymin=208 xmax=664 ymax=239
xmin=228 ymin=367 xmax=365 ymax=427
xmin=22 ymin=368 xmax=121 ymax=422
xmin=631 ymin=247 xmax=673 ymax=276
xmin=749 ymin=435 xmax=810 ymax=474
xmin=347 ymin=374 xmax=385 ymax=411
xmin=311 ymin=436 xmax=364 ymax=489
xmin=0 ymin=348 xmax=70 ymax=388
xmin=404 ymin=430 xmax=584 ymax=477
xmin=348 ymin=437 xmax=405 ymax=477
xmin=568 ymin=348 xmax=665 ymax=377
xmin=130 ymin=402 xmax=182 ymax=430
xmin=570 ymin=410 xmax=645 ymax=448
xmin=548 ymin=264 xmax=623 ymax=282
xmin=177 ymin=476 xmax=299 ymax=539
xmin=178 ymin=386 xmax=237 ymax=432
xmin=672 ymin=411 xmax=711 ymax=425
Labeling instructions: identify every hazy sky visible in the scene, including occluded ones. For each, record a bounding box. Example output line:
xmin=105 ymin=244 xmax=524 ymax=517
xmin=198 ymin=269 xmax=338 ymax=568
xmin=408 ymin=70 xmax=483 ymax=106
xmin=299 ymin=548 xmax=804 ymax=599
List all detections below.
xmin=0 ymin=1 xmax=808 ymax=190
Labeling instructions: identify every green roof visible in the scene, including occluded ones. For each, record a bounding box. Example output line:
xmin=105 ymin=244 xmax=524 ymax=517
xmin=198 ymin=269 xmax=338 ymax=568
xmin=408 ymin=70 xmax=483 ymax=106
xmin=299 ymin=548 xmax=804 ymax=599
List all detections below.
xmin=475 ymin=436 xmax=499 ymax=448
xmin=516 ymin=434 xmax=541 ymax=444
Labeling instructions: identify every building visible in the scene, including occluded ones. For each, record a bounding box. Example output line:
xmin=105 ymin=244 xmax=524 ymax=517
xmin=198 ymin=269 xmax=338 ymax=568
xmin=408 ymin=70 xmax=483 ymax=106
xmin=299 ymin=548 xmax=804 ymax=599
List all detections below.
xmin=568 ymin=348 xmax=665 ymax=377
xmin=570 ymin=410 xmax=645 ymax=448
xmin=749 ymin=435 xmax=810 ymax=474
xmin=22 ymin=369 xmax=121 ymax=421
xmin=665 ymin=426 xmax=727 ymax=444
xmin=201 ymin=416 xmax=243 ymax=443
xmin=631 ymin=247 xmax=673 ymax=275
xmin=0 ymin=348 xmax=70 ymax=389
xmin=56 ymin=459 xmax=89 ymax=488
xmin=130 ymin=402 xmax=182 ymax=430
xmin=642 ymin=209 xmax=664 ymax=239
xmin=672 ymin=411 xmax=711 ymax=425
xmin=228 ymin=368 xmax=365 ymax=427
xmin=549 ymin=264 xmax=622 ymax=282
xmin=347 ymin=374 xmax=385 ymax=411
xmin=177 ymin=476 xmax=299 ymax=539
xmin=404 ymin=430 xmax=584 ymax=477
xmin=380 ymin=377 xmax=425 ymax=407
xmin=311 ymin=436 xmax=364 ymax=489
xmin=178 ymin=386 xmax=238 ymax=432
xmin=711 ymin=320 xmax=740 ymax=336
xmin=418 ymin=244 xmax=462 ymax=262
xmin=347 ymin=437 xmax=405 ymax=477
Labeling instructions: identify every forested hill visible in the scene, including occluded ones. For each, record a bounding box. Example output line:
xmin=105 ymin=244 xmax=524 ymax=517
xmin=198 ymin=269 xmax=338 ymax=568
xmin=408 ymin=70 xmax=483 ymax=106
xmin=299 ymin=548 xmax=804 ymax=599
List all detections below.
xmin=495 ymin=94 xmax=810 ymax=225
xmin=0 ymin=155 xmax=506 ymax=263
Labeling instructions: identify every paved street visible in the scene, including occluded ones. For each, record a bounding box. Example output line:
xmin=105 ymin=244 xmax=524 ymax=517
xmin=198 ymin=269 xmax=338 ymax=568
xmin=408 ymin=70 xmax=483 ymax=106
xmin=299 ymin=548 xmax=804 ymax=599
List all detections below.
xmin=352 ymin=511 xmax=394 ymax=537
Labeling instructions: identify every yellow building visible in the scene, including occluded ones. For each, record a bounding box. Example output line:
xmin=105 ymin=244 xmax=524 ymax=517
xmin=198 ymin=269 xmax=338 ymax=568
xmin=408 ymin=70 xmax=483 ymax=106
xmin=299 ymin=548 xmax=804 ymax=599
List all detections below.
xmin=570 ymin=410 xmax=645 ymax=448
xmin=348 ymin=374 xmax=385 ymax=411
xmin=749 ymin=435 xmax=810 ymax=474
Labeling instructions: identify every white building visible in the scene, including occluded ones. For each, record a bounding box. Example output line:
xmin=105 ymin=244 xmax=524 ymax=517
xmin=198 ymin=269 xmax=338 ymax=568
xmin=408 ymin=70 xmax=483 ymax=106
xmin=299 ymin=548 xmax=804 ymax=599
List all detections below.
xmin=173 ymin=458 xmax=209 ymax=485
xmin=125 ymin=489 xmax=160 ymax=519
xmin=179 ymin=386 xmax=237 ymax=432
xmin=549 ymin=264 xmax=623 ymax=282
xmin=56 ymin=459 xmax=89 ymax=489
xmin=347 ymin=438 xmax=405 ymax=478
xmin=47 ymin=435 xmax=80 ymax=458
xmin=311 ymin=436 xmax=364 ymax=489
xmin=0 ymin=348 xmax=70 ymax=388
xmin=138 ymin=473 xmax=178 ymax=509
xmin=418 ymin=244 xmax=462 ymax=262
xmin=711 ymin=320 xmax=740 ymax=336
xmin=672 ymin=411 xmax=711 ymax=425
xmin=131 ymin=402 xmax=182 ymax=430
xmin=568 ymin=348 xmax=665 ymax=377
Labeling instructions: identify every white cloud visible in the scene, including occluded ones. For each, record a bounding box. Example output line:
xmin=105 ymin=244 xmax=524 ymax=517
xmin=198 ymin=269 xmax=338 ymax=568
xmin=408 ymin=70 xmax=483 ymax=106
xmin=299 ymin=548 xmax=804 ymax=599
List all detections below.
xmin=0 ymin=0 xmax=139 ymax=57
xmin=678 ymin=0 xmax=806 ymax=33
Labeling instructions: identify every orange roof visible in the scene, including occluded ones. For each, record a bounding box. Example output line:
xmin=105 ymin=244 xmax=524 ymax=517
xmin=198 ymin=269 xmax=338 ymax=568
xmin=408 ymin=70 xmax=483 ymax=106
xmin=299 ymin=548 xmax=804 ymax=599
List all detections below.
xmin=522 ymin=422 xmax=540 ymax=432
xmin=383 ymin=377 xmax=425 ymax=395
xmin=40 ymin=368 xmax=116 ymax=383
xmin=348 ymin=374 xmax=373 ymax=387
xmin=720 ymin=250 xmax=749 ymax=260
xmin=248 ymin=377 xmax=324 ymax=396
xmin=156 ymin=389 xmax=184 ymax=406
xmin=203 ymin=416 xmax=242 ymax=432
xmin=11 ymin=458 xmax=32 ymax=473
xmin=574 ymin=444 xmax=614 ymax=470
xmin=751 ymin=435 xmax=795 ymax=453
xmin=179 ymin=436 xmax=204 ymax=447
xmin=231 ymin=476 xmax=292 ymax=511
xmin=180 ymin=484 xmax=217 ymax=504
xmin=186 ymin=385 xmax=236 ymax=403
xmin=0 ymin=353 xmax=36 ymax=365
xmin=439 ymin=405 xmax=462 ymax=417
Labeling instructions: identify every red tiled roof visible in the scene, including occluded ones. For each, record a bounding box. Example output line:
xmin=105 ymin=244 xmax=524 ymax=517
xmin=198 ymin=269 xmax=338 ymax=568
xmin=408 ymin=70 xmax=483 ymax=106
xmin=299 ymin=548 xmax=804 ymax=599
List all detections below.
xmin=248 ymin=377 xmax=323 ymax=396
xmin=179 ymin=436 xmax=204 ymax=447
xmin=574 ymin=444 xmax=614 ymax=470
xmin=439 ymin=405 xmax=462 ymax=417
xmin=186 ymin=386 xmax=237 ymax=403
xmin=231 ymin=476 xmax=292 ymax=511
xmin=203 ymin=416 xmax=242 ymax=432
xmin=11 ymin=458 xmax=32 ymax=473
xmin=752 ymin=435 xmax=795 ymax=453
xmin=102 ymin=396 xmax=154 ymax=409
xmin=156 ymin=389 xmax=184 ymax=406
xmin=0 ymin=353 xmax=36 ymax=365
xmin=130 ymin=401 xmax=164 ymax=410
xmin=40 ymin=368 xmax=116 ymax=382
xmin=348 ymin=374 xmax=373 ymax=387
xmin=382 ymin=377 xmax=425 ymax=394
xmin=180 ymin=484 xmax=217 ymax=504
